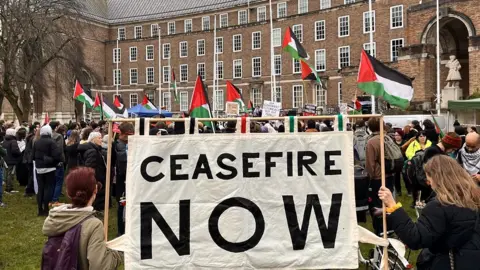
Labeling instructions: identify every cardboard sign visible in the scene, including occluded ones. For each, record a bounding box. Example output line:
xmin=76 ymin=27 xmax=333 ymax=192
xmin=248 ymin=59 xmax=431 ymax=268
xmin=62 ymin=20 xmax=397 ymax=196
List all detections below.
xmin=304 ymin=104 xmax=317 ymax=116
xmin=262 ymin=100 xmax=282 ymax=117
xmin=125 ymin=133 xmax=358 ymax=269
xmin=225 ymin=102 xmax=240 ymax=115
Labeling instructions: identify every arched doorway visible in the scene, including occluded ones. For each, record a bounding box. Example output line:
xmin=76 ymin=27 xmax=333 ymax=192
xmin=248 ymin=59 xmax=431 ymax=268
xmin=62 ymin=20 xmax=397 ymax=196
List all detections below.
xmin=421 ymin=11 xmax=476 ymax=98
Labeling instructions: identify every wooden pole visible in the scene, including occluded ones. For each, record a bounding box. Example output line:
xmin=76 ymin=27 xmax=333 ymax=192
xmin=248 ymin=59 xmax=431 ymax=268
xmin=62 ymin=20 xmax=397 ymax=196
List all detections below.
xmin=379 ymin=116 xmax=389 ymax=269
xmin=103 ymin=121 xmax=114 ymax=241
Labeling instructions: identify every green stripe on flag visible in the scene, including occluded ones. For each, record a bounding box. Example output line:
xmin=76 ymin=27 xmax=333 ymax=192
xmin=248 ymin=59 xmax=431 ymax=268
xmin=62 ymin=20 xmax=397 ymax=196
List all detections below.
xmin=358 ymin=82 xmax=410 ymax=109
xmin=289 ymin=116 xmax=295 ymax=133
xmin=337 ymin=114 xmax=344 ymax=131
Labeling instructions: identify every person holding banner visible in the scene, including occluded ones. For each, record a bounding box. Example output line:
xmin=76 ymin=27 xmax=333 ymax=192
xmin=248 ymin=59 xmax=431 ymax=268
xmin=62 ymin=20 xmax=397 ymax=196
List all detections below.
xmin=379 ymin=155 xmax=480 ymax=270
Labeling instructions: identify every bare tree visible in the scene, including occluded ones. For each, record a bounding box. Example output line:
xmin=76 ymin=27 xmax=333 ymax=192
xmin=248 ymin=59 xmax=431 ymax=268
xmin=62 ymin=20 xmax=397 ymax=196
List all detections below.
xmin=0 ymin=0 xmax=89 ymax=121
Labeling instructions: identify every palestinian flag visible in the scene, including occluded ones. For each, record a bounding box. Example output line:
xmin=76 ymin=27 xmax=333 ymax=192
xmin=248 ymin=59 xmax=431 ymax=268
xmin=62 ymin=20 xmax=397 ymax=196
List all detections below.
xmin=113 ymin=96 xmax=129 ymax=118
xmin=93 ymin=93 xmax=116 ymax=119
xmin=430 ymin=111 xmax=445 ymax=139
xmin=282 ymin=27 xmax=308 ymax=60
xmin=300 ymin=60 xmax=321 ymax=83
xmin=189 ymin=75 xmax=213 ymax=128
xmin=247 ymin=100 xmax=254 ymax=112
xmin=226 ymin=81 xmax=246 ymax=112
xmin=44 ymin=112 xmax=50 ymax=125
xmin=171 ymin=69 xmax=178 ymax=103
xmin=354 ymin=98 xmax=362 ymax=111
xmin=103 ymin=97 xmax=122 ymax=119
xmin=73 ymin=80 xmax=94 ymax=108
xmin=142 ymin=95 xmax=157 ymax=110
xmin=357 ymin=50 xmax=414 ymax=109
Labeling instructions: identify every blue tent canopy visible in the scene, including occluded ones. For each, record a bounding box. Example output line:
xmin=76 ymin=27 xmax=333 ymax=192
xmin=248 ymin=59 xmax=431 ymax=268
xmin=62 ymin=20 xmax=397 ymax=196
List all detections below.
xmin=128 ymin=104 xmax=173 ymax=117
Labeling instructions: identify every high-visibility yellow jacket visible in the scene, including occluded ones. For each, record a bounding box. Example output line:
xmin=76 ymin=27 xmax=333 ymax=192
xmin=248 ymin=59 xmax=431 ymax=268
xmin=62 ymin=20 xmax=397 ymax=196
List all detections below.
xmin=405 ymin=140 xmax=432 ymax=160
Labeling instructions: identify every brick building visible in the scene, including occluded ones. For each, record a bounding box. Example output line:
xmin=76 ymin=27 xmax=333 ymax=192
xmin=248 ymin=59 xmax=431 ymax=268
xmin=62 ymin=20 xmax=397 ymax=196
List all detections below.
xmin=4 ymin=0 xmax=480 ymax=121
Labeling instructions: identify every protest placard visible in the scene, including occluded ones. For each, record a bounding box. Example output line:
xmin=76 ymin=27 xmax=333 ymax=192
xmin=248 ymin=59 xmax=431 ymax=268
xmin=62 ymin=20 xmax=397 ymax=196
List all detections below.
xmin=304 ymin=104 xmax=317 ymax=116
xmin=225 ymin=102 xmax=240 ymax=115
xmin=124 ymin=133 xmax=358 ymax=269
xmin=262 ymin=100 xmax=281 ymax=117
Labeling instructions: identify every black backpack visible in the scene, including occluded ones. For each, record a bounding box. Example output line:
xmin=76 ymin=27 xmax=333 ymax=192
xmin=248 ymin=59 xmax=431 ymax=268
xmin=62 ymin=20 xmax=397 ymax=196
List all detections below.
xmin=408 ymin=150 xmax=428 ymax=188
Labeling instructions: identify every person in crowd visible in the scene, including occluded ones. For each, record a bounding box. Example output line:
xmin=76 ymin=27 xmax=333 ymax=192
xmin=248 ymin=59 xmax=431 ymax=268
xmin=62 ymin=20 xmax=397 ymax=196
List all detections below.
xmin=468 ymin=126 xmax=478 ymax=133
xmin=278 ymin=125 xmax=285 ymax=133
xmin=0 ymin=144 xmax=7 ymax=207
xmin=24 ymin=124 xmax=38 ymax=197
xmin=97 ymin=120 xmax=107 ymax=134
xmin=453 ymin=119 xmax=461 ymax=127
xmin=115 ymin=123 xmax=134 ymax=236
xmin=78 ymin=132 xmax=106 ymax=211
xmin=422 ymin=119 xmax=439 ymax=145
xmin=51 ymin=123 xmax=66 ymax=204
xmin=65 ymin=130 xmax=80 ymax=173
xmin=411 ymin=120 xmax=423 ymax=132
xmin=379 ymin=155 xmax=480 ymax=269
xmin=457 ymin=132 xmax=480 ymax=181
xmin=386 ymin=123 xmax=395 ymax=139
xmin=405 ymin=131 xmax=432 ymax=160
xmin=393 ymin=130 xmax=407 ymax=196
xmin=2 ymin=128 xmax=21 ymax=193
xmin=353 ymin=120 xmax=369 ymax=167
xmin=80 ymin=127 xmax=93 ymax=144
xmin=224 ymin=121 xmax=236 ymax=133
xmin=15 ymin=128 xmax=28 ymax=187
xmin=305 ymin=120 xmax=318 ymax=132
xmin=424 ymin=132 xmax=462 ymax=162
xmin=455 ymin=125 xmax=467 ymax=147
xmin=403 ymin=125 xmax=415 ymax=141
xmin=42 ymin=167 xmax=122 ymax=269
xmin=33 ymin=125 xmax=62 ymax=216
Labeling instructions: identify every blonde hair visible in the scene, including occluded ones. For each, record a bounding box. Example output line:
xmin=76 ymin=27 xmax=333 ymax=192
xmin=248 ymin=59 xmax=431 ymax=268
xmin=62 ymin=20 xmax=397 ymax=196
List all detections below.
xmin=67 ymin=130 xmax=80 ymax=146
xmin=424 ymin=155 xmax=480 ymax=210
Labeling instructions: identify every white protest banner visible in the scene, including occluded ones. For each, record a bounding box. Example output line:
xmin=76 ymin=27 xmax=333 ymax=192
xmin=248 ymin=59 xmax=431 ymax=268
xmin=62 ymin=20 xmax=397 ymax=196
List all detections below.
xmin=262 ymin=100 xmax=282 ymax=117
xmin=125 ymin=133 xmax=358 ymax=269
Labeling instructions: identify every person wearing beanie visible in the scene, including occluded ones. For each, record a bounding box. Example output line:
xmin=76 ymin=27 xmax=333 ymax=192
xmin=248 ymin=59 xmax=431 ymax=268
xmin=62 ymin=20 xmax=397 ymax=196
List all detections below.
xmin=423 ymin=132 xmax=462 ymax=163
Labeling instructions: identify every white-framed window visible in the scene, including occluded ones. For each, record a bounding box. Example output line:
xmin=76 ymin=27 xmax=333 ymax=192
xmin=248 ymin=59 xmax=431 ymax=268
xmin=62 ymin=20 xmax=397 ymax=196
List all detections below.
xmin=363 ymin=10 xmax=375 ymax=34
xmin=320 ymin=0 xmax=331 ymax=9
xmin=162 ymin=92 xmax=171 ymax=111
xmin=391 ymin=38 xmax=404 ymax=61
xmin=163 ymin=66 xmax=170 ymax=83
xmin=252 ymin=31 xmax=261 ymax=50
xmin=277 ymin=2 xmax=287 ymax=18
xmin=117 ymin=28 xmax=126 ymax=40
xmin=238 ymin=10 xmax=248 ymax=25
xmin=151 ymin=24 xmax=159 ymax=37
xmin=251 ymin=88 xmax=262 ymax=107
xmin=184 ymin=19 xmax=193 ymax=33
xmin=233 ymin=34 xmax=242 ymax=52
xmin=293 ymin=24 xmax=303 ymax=43
xmin=129 ymin=47 xmax=137 ymax=62
xmin=146 ymin=67 xmax=155 ymax=84
xmin=298 ymin=0 xmax=308 ymax=14
xmin=146 ymin=45 xmax=154 ymax=61
xmin=338 ymin=16 xmax=349 ymax=37
xmin=216 ymin=37 xmax=223 ymax=54
xmin=233 ymin=59 xmax=242 ymax=78
xmin=273 ymin=28 xmax=282 ymax=47
xmin=315 ymin=49 xmax=326 ymax=71
xmin=134 ymin=26 xmax=142 ymax=39
xmin=338 ymin=82 xmax=342 ymax=105
xmin=338 ymin=46 xmax=350 ymax=68
xmin=274 ymin=86 xmax=282 ymax=103
xmin=130 ymin=93 xmax=138 ymax=107
xmin=197 ymin=63 xmax=206 ymax=80
xmin=293 ymin=85 xmax=304 ymax=108
xmin=197 ymin=39 xmax=205 ymax=56
xmin=215 ymin=89 xmax=224 ymax=111
xmin=293 ymin=59 xmax=301 ymax=74
xmin=257 ymin=6 xmax=267 ymax=22
xmin=390 ymin=5 xmax=404 ymax=29
xmin=179 ymin=41 xmax=188 ymax=58
xmin=315 ymin=20 xmax=326 ymax=41
xmin=168 ymin=22 xmax=175 ymax=35
xmin=220 ymin=13 xmax=228 ymax=28
xmin=274 ymin=55 xmax=282 ymax=75
xmin=315 ymin=84 xmax=326 ymax=107
xmin=202 ymin=16 xmax=210 ymax=31
xmin=363 ymin=42 xmax=376 ymax=57
xmin=162 ymin=43 xmax=170 ymax=59
xmin=180 ymin=64 xmax=188 ymax=82
xmin=113 ymin=48 xmax=121 ymax=63
xmin=113 ymin=69 xmax=121 ymax=86
xmin=252 ymin=57 xmax=261 ymax=77
xmin=216 ymin=61 xmax=224 ymax=80
xmin=345 ymin=0 xmax=355 ymax=4
xmin=129 ymin=68 xmax=138 ymax=85
xmin=179 ymin=92 xmax=189 ymax=111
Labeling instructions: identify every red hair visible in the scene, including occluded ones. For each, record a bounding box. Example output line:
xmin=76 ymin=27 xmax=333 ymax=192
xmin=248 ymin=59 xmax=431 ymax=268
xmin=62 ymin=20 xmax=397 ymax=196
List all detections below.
xmin=66 ymin=167 xmax=101 ymax=208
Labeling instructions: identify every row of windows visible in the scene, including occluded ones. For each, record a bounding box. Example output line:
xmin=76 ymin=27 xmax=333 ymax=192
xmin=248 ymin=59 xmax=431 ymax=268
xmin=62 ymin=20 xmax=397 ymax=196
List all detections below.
xmin=112 ymin=38 xmax=404 ymax=85
xmin=117 ymin=3 xmax=404 ymax=40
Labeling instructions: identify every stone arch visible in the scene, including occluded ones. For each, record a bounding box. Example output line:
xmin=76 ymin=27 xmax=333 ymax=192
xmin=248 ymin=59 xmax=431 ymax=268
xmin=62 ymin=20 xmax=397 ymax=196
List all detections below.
xmin=420 ymin=10 xmax=476 ymax=45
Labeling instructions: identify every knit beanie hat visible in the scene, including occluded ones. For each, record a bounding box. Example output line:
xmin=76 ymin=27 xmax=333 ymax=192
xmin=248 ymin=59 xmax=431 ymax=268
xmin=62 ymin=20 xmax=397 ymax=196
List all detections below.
xmin=441 ymin=132 xmax=462 ymax=150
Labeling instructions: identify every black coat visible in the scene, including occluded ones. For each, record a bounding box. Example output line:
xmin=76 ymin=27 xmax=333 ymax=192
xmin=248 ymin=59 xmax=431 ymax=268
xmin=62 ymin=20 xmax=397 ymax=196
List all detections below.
xmin=2 ymin=135 xmax=21 ymax=166
xmin=78 ymin=142 xmax=106 ymax=184
xmin=23 ymin=133 xmax=35 ymax=164
xmin=424 ymin=128 xmax=439 ymax=145
xmin=33 ymin=135 xmax=62 ymax=169
xmin=388 ymin=200 xmax=480 ymax=270
xmin=114 ymin=140 xmax=127 ymax=201
xmin=65 ymin=143 xmax=79 ymax=171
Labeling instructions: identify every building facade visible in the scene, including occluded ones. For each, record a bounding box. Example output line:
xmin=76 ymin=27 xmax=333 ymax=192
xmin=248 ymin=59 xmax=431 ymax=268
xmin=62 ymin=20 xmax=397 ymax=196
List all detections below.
xmin=3 ymin=0 xmax=480 ymax=121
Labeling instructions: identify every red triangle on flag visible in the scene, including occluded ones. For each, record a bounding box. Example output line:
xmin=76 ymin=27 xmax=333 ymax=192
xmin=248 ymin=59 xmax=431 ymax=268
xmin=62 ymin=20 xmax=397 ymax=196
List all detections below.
xmin=226 ymin=81 xmax=242 ymax=102
xmin=357 ymin=50 xmax=377 ymax=83
xmin=142 ymin=95 xmax=149 ymax=106
xmin=189 ymin=76 xmax=209 ymax=112
xmin=73 ymin=80 xmax=84 ymax=99
xmin=44 ymin=112 xmax=50 ymax=125
xmin=93 ymin=93 xmax=101 ymax=108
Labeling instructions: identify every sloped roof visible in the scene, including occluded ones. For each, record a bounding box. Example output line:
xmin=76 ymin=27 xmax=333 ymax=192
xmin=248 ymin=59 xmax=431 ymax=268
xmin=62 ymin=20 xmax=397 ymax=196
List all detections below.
xmin=81 ymin=0 xmax=264 ymax=24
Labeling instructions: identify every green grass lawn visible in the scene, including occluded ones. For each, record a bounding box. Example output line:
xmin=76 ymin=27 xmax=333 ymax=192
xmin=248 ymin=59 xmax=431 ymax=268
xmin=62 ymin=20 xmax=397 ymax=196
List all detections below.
xmin=0 ymin=182 xmax=419 ymax=270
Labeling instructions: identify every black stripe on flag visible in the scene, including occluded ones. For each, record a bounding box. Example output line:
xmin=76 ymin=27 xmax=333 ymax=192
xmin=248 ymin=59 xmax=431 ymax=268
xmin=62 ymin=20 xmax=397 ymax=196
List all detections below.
xmin=366 ymin=53 xmax=413 ymax=87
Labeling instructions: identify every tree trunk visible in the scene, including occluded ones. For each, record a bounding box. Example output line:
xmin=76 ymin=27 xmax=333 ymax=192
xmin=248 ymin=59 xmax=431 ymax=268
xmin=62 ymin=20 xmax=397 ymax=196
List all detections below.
xmin=0 ymin=92 xmax=4 ymax=116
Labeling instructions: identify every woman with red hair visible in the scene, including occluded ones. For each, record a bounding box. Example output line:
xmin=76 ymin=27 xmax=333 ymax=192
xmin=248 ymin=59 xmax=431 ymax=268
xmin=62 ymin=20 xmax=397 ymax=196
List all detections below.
xmin=42 ymin=167 xmax=122 ymax=269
